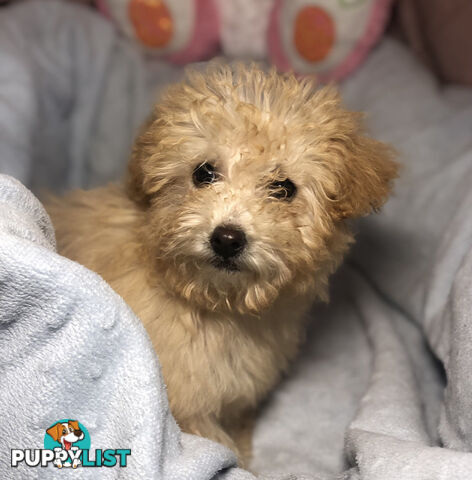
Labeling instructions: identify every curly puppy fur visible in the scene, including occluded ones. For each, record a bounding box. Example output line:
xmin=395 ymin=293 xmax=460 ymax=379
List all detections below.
xmin=46 ymin=63 xmax=397 ymax=464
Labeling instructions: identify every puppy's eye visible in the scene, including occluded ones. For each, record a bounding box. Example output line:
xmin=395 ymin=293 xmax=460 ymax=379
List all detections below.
xmin=268 ymin=179 xmax=297 ymax=200
xmin=193 ymin=162 xmax=218 ymax=187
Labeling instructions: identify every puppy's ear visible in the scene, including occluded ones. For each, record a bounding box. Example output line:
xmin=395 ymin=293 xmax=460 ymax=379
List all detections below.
xmin=46 ymin=423 xmax=62 ymax=442
xmin=328 ymin=133 xmax=398 ymax=220
xmin=126 ymin=112 xmax=158 ymax=206
xmin=68 ymin=420 xmax=79 ymax=431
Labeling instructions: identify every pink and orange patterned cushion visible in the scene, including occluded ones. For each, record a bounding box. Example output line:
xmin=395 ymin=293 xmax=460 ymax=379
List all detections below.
xmin=97 ymin=0 xmax=393 ymax=81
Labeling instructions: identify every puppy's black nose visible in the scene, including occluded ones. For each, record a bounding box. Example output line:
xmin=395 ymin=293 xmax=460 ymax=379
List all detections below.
xmin=210 ymin=225 xmax=247 ymax=259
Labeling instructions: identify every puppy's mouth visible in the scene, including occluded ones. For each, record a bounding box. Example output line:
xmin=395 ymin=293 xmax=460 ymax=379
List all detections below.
xmin=210 ymin=257 xmax=241 ymax=272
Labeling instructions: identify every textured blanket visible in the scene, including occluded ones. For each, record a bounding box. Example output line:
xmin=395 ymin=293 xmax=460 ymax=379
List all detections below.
xmin=1 ymin=1 xmax=472 ymax=479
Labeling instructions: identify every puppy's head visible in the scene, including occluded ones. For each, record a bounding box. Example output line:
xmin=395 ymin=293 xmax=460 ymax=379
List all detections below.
xmin=128 ymin=63 xmax=397 ymax=314
xmin=46 ymin=421 xmax=84 ymax=448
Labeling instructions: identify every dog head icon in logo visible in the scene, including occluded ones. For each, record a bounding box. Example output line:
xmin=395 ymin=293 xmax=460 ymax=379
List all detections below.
xmin=46 ymin=420 xmax=85 ymax=451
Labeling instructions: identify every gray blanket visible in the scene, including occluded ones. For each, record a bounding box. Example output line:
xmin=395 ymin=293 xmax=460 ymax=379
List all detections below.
xmin=1 ymin=1 xmax=472 ymax=479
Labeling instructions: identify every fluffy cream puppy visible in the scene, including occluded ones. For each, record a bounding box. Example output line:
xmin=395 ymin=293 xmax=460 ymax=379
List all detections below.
xmin=47 ymin=63 xmax=397 ymax=464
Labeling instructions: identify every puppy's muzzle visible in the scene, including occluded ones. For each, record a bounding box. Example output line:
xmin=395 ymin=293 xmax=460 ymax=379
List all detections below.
xmin=210 ymin=225 xmax=246 ymax=259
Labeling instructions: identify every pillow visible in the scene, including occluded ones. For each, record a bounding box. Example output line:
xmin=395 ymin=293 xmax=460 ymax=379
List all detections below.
xmin=97 ymin=0 xmax=393 ymax=81
xmin=268 ymin=0 xmax=394 ymax=81
xmin=96 ymin=0 xmax=219 ymax=64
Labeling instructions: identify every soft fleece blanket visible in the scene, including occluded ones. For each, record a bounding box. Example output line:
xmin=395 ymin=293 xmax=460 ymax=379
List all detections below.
xmin=1 ymin=1 xmax=472 ymax=479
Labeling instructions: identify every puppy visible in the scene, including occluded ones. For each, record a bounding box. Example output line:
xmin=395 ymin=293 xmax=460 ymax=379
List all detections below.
xmin=46 ymin=63 xmax=397 ymax=464
xmin=46 ymin=421 xmax=84 ymax=451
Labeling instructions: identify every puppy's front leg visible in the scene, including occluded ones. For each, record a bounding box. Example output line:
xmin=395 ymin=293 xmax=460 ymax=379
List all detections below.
xmin=224 ymin=409 xmax=255 ymax=466
xmin=179 ymin=415 xmax=242 ymax=464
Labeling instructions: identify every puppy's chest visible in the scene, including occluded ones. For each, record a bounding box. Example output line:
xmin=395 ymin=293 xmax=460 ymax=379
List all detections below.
xmin=152 ymin=305 xmax=302 ymax=405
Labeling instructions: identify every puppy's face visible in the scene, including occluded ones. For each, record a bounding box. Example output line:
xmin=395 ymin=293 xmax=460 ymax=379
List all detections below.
xmin=46 ymin=421 xmax=84 ymax=450
xmin=129 ymin=64 xmax=397 ymax=314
